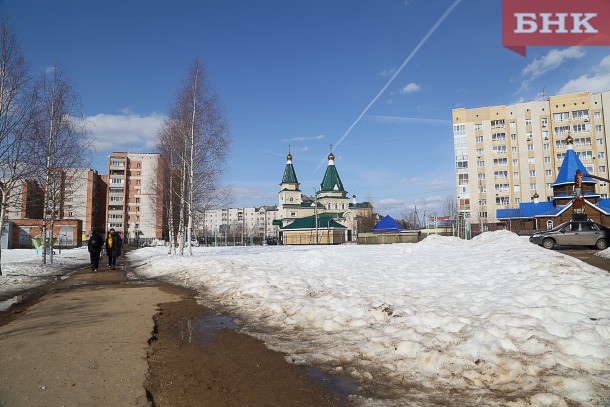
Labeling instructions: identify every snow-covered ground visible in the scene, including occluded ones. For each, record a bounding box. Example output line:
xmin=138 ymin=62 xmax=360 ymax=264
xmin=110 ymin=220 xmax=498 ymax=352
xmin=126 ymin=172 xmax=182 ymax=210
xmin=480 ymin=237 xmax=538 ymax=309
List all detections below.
xmin=127 ymin=231 xmax=610 ymax=406
xmin=0 ymin=247 xmax=90 ymax=310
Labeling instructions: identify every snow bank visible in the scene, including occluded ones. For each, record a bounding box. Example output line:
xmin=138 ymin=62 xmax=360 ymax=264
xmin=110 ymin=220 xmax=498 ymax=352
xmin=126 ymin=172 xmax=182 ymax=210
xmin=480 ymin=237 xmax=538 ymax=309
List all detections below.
xmin=128 ymin=231 xmax=610 ymax=406
xmin=0 ymin=247 xmax=90 ymax=308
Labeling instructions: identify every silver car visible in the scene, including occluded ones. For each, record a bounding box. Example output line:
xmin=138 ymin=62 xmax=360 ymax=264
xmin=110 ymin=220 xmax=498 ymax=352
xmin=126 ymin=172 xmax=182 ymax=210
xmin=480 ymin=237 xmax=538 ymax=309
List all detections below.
xmin=529 ymin=220 xmax=610 ymax=250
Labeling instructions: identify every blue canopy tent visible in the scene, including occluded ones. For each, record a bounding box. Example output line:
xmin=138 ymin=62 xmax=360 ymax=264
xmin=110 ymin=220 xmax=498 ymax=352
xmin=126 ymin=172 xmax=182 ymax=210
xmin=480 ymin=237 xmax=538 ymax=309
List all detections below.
xmin=371 ymin=215 xmax=404 ymax=233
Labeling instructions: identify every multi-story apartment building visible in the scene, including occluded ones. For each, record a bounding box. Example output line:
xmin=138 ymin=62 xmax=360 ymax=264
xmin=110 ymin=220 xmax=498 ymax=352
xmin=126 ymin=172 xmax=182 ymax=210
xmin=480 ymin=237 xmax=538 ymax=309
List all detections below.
xmin=453 ymin=91 xmax=610 ymax=232
xmin=197 ymin=206 xmax=280 ymax=241
xmin=106 ymin=152 xmax=165 ymax=241
xmin=65 ymin=168 xmax=105 ymax=238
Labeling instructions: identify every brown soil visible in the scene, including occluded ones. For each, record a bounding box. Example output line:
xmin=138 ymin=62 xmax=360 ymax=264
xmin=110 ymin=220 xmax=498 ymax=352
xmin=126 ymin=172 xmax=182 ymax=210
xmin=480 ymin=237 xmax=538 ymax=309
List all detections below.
xmin=0 ymin=262 xmax=347 ymax=407
xmin=146 ymin=297 xmax=345 ymax=407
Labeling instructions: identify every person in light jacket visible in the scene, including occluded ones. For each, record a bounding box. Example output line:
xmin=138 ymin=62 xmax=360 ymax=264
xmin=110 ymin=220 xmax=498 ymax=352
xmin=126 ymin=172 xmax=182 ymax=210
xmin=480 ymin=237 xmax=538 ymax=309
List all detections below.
xmin=105 ymin=228 xmax=123 ymax=270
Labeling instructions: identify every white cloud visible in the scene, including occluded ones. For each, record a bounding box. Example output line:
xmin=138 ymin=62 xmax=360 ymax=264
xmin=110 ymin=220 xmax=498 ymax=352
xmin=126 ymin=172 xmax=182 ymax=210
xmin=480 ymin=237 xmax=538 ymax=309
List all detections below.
xmin=281 ymin=134 xmax=325 ymax=142
xmin=558 ymin=54 xmax=610 ymax=95
xmin=522 ymin=47 xmax=586 ymax=79
xmin=517 ymin=47 xmax=586 ymax=93
xmin=380 ymin=67 xmax=397 ymax=78
xmin=400 ymin=82 xmax=421 ymax=94
xmin=429 ymin=177 xmax=448 ymax=191
xmin=84 ymin=113 xmax=166 ymax=152
xmin=400 ymin=176 xmax=419 ymax=184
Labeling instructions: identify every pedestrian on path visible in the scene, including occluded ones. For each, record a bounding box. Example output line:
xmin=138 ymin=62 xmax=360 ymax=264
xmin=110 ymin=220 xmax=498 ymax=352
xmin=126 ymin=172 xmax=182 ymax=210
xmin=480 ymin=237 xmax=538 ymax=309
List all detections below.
xmin=87 ymin=231 xmax=104 ymax=271
xmin=105 ymin=228 xmax=123 ymax=270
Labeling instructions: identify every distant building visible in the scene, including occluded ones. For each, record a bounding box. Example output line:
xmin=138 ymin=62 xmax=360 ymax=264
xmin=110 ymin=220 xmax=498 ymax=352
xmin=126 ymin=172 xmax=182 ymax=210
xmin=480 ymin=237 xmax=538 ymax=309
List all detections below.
xmin=106 ymin=152 xmax=166 ymax=241
xmin=497 ymin=135 xmax=610 ymax=232
xmin=277 ymin=148 xmax=373 ymax=244
xmin=197 ymin=206 xmax=280 ymax=241
xmin=3 ymin=168 xmax=103 ymax=248
xmin=452 ymin=90 xmax=610 ymax=234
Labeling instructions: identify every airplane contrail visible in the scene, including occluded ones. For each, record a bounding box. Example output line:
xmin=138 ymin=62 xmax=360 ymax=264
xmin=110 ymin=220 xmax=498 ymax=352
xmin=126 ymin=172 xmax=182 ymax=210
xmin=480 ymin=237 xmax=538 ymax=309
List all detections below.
xmin=310 ymin=0 xmax=462 ymax=177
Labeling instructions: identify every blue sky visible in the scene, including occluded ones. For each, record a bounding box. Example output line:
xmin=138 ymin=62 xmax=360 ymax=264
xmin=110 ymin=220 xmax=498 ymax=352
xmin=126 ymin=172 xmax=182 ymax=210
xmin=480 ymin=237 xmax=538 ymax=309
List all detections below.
xmin=2 ymin=0 xmax=610 ymax=218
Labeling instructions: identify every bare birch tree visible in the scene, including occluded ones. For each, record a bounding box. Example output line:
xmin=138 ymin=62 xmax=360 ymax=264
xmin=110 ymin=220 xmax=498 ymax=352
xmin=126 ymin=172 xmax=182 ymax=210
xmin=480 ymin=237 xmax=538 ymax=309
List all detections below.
xmin=0 ymin=20 xmax=36 ymax=275
xmin=31 ymin=63 xmax=88 ymax=264
xmin=156 ymin=57 xmax=229 ymax=255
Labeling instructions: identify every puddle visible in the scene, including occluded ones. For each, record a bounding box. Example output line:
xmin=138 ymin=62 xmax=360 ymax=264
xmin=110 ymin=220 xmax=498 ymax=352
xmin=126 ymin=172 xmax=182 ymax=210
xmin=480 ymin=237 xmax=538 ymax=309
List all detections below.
xmin=305 ymin=366 xmax=360 ymax=403
xmin=175 ymin=309 xmax=359 ymax=402
xmin=175 ymin=310 xmax=238 ymax=344
xmin=0 ymin=292 xmax=31 ymax=312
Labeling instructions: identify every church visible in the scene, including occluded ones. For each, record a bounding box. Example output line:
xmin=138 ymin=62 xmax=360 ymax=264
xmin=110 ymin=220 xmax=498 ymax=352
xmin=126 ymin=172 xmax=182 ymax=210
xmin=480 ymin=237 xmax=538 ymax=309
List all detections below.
xmin=275 ymin=148 xmax=373 ymax=244
xmin=497 ymin=135 xmax=610 ymax=232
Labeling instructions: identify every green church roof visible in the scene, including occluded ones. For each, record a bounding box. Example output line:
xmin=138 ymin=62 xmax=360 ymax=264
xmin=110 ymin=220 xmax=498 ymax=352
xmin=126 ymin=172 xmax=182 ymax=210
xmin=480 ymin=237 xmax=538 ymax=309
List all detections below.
xmin=282 ymin=163 xmax=298 ymax=184
xmin=281 ymin=214 xmax=346 ymax=230
xmin=320 ymin=163 xmax=344 ymax=192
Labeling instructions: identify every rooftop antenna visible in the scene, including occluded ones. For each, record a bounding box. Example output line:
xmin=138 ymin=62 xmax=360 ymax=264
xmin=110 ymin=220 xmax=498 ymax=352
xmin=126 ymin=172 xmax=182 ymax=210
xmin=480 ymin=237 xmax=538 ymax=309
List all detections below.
xmin=541 ymin=87 xmax=546 ymax=101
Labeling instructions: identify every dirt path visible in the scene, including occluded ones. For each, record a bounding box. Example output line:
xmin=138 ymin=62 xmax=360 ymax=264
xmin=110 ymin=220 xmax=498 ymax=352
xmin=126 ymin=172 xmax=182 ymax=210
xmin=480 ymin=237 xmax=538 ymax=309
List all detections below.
xmin=0 ymin=264 xmax=346 ymax=407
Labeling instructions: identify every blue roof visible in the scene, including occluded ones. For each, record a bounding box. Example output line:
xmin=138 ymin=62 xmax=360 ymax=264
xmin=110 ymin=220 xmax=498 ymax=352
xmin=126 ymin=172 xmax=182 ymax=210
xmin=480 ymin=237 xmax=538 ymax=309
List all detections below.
xmin=497 ymin=201 xmax=564 ymax=219
xmin=552 ymin=148 xmax=596 ymax=186
xmin=372 ymin=215 xmax=404 ymax=232
xmin=596 ymin=198 xmax=610 ymax=213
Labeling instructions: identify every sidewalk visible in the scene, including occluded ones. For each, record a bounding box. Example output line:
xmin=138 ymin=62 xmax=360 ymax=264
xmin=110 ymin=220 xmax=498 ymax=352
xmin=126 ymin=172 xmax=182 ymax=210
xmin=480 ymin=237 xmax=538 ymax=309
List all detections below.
xmin=0 ymin=268 xmax=183 ymax=407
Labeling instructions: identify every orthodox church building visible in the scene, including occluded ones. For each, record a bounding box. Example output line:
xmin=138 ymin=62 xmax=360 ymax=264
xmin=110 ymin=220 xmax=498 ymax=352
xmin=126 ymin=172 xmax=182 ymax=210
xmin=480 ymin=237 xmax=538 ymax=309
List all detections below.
xmin=497 ymin=135 xmax=610 ymax=232
xmin=276 ymin=148 xmax=373 ymax=244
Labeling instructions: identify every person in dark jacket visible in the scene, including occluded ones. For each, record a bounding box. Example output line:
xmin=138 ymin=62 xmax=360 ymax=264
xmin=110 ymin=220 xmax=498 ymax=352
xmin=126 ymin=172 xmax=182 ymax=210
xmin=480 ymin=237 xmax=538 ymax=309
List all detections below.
xmin=87 ymin=232 xmax=103 ymax=272
xmin=105 ymin=228 xmax=123 ymax=270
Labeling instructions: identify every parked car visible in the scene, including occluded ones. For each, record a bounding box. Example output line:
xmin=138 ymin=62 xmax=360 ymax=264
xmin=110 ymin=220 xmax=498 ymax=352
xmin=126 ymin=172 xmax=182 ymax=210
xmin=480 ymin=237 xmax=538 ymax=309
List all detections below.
xmin=529 ymin=220 xmax=610 ymax=250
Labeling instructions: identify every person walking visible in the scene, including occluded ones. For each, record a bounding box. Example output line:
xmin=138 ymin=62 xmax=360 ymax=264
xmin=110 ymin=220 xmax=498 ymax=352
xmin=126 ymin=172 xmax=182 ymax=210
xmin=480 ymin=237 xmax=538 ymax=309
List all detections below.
xmin=105 ymin=228 xmax=123 ymax=270
xmin=87 ymin=231 xmax=103 ymax=272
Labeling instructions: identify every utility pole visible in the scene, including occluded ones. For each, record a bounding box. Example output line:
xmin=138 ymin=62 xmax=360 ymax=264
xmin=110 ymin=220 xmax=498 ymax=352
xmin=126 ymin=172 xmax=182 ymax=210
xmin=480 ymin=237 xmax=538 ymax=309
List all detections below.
xmin=314 ymin=189 xmax=319 ymax=245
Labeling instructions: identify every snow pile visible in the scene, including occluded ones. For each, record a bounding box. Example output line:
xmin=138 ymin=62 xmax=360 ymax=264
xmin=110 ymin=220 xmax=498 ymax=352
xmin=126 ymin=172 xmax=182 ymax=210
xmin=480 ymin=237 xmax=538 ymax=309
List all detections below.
xmin=128 ymin=231 xmax=610 ymax=406
xmin=0 ymin=247 xmax=90 ymax=308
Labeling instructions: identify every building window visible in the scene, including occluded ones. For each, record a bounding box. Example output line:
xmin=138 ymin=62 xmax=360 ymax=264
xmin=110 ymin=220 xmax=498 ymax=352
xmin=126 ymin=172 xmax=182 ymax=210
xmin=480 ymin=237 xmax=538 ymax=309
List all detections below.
xmin=594 ymin=111 xmax=601 ymax=119
xmin=544 ymin=143 xmax=550 ymax=150
xmin=510 ymin=133 xmax=516 ymax=141
xmin=528 ymin=157 xmax=535 ymax=164
xmin=527 ymin=144 xmax=534 ymax=151
xmin=492 ymin=133 xmax=506 ymax=141
xmin=572 ymin=109 xmax=589 ymax=120
xmin=475 ymin=136 xmax=483 ymax=143
xmin=477 ymin=161 xmax=485 ymax=168
xmin=541 ymin=118 xmax=548 ymax=127
xmin=545 ymin=170 xmax=552 ymax=177
xmin=554 ymin=125 xmax=570 ymax=135
xmin=494 ymin=171 xmax=508 ymax=179
xmin=544 ymin=156 xmax=551 ymax=163
xmin=493 ymin=145 xmax=507 ymax=154
xmin=511 ymin=146 xmax=517 ymax=153
xmin=546 ymin=220 xmax=554 ymax=230
xmin=600 ymin=166 xmax=606 ymax=173
xmin=525 ymin=118 xmax=532 ymax=126
xmin=474 ymin=123 xmax=482 ymax=130
xmin=512 ymin=159 xmax=518 ymax=166
xmin=530 ymin=183 xmax=537 ymax=190
xmin=290 ymin=212 xmax=297 ymax=217
xmin=496 ymin=196 xmax=510 ymax=205
xmin=513 ymin=171 xmax=519 ymax=179
xmin=573 ymin=124 xmax=591 ymax=133
xmin=595 ymin=125 xmax=602 ymax=132
xmin=553 ymin=112 xmax=569 ymax=122
xmin=491 ymin=120 xmax=505 ymax=128
xmin=515 ymin=197 xmax=520 ymax=205
xmin=529 ymin=170 xmax=536 ymax=177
